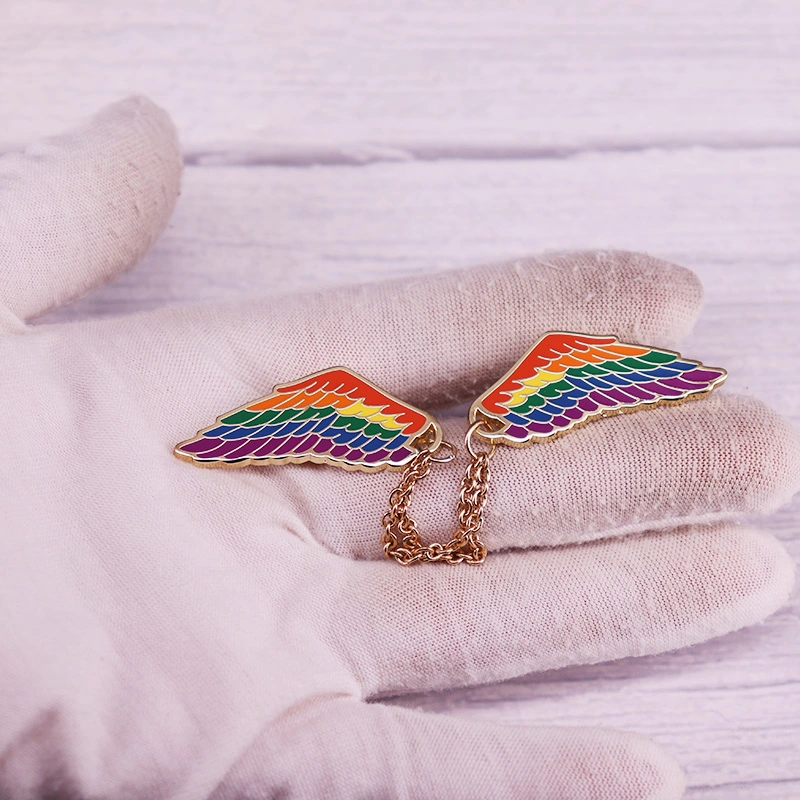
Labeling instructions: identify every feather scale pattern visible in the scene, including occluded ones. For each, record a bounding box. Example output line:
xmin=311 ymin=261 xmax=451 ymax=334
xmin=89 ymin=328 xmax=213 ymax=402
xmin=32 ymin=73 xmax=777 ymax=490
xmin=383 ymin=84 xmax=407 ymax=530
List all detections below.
xmin=471 ymin=332 xmax=727 ymax=445
xmin=175 ymin=368 xmax=439 ymax=470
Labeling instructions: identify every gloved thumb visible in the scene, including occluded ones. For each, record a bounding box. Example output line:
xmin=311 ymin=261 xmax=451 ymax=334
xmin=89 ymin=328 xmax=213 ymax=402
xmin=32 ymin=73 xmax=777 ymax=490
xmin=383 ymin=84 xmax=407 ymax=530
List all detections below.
xmin=0 ymin=95 xmax=181 ymax=328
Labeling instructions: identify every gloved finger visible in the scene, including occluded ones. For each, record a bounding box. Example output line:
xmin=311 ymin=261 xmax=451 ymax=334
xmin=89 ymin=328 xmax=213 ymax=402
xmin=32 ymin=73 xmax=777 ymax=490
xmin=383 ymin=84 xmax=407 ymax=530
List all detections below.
xmin=337 ymin=523 xmax=793 ymax=697
xmin=212 ymin=696 xmax=684 ymax=800
xmin=294 ymin=392 xmax=800 ymax=558
xmin=107 ymin=249 xmax=703 ymax=413
xmin=0 ymin=96 xmax=181 ymax=326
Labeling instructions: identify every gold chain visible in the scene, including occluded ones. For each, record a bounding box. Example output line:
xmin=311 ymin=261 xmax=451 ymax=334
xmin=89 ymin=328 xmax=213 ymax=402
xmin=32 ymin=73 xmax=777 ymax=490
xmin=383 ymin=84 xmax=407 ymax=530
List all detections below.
xmin=381 ymin=423 xmax=495 ymax=565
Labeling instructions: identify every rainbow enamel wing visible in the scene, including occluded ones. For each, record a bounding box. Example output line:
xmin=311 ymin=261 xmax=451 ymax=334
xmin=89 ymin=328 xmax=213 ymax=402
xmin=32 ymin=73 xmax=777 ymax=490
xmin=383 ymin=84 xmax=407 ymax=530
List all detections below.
xmin=175 ymin=331 xmax=728 ymax=566
xmin=470 ymin=332 xmax=727 ymax=446
xmin=174 ymin=367 xmax=442 ymax=471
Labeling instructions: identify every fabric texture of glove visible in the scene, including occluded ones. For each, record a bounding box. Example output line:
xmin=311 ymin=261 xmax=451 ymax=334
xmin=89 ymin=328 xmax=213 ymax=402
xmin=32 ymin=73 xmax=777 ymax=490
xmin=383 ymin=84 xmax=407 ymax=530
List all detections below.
xmin=0 ymin=97 xmax=798 ymax=800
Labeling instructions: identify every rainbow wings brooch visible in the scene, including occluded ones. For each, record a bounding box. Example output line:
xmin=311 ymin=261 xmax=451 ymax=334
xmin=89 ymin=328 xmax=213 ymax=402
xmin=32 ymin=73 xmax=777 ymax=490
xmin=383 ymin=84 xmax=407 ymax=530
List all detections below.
xmin=174 ymin=368 xmax=442 ymax=472
xmin=175 ymin=332 xmax=726 ymax=472
xmin=469 ymin=332 xmax=727 ymax=445
xmin=175 ymin=332 xmax=726 ymax=565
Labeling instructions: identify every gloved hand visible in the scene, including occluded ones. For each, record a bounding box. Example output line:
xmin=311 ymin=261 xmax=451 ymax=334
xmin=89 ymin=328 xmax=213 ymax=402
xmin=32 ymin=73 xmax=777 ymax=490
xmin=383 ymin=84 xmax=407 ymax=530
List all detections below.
xmin=1 ymin=97 xmax=798 ymax=800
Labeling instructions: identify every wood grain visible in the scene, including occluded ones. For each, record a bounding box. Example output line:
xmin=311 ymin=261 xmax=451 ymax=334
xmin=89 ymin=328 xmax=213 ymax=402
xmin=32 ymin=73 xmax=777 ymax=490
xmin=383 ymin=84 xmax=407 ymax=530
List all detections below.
xmin=4 ymin=1 xmax=800 ymax=796
xmin=2 ymin=1 xmax=799 ymax=154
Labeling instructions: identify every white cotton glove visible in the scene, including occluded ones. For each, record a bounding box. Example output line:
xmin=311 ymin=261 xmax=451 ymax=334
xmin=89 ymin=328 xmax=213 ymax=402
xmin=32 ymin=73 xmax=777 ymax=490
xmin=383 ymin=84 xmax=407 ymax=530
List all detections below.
xmin=1 ymin=98 xmax=798 ymax=800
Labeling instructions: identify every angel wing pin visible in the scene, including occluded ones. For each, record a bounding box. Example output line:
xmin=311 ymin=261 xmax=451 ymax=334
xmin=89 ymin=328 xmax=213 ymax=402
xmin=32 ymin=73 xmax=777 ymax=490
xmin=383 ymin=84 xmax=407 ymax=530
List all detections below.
xmin=174 ymin=367 xmax=442 ymax=471
xmin=469 ymin=332 xmax=727 ymax=446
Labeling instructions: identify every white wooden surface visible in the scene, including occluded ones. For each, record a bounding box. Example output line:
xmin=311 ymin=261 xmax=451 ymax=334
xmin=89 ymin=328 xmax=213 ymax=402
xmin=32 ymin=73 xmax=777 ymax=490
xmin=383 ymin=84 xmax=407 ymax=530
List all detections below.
xmin=3 ymin=2 xmax=799 ymax=797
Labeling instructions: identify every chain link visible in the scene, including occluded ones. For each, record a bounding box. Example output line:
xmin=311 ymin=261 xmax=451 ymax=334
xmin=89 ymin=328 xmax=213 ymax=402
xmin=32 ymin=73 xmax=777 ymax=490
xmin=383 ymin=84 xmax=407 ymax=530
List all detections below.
xmin=381 ymin=426 xmax=493 ymax=565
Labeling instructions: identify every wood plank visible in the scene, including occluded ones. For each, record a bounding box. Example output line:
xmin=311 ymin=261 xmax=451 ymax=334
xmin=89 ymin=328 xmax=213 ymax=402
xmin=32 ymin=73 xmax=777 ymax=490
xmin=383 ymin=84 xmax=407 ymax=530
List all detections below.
xmin=3 ymin=0 xmax=799 ymax=153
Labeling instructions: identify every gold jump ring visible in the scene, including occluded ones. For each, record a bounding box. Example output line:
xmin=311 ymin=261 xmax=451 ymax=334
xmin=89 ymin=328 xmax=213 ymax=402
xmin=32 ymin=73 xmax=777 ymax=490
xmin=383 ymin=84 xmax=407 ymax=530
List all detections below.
xmin=429 ymin=440 xmax=457 ymax=463
xmin=465 ymin=420 xmax=497 ymax=460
